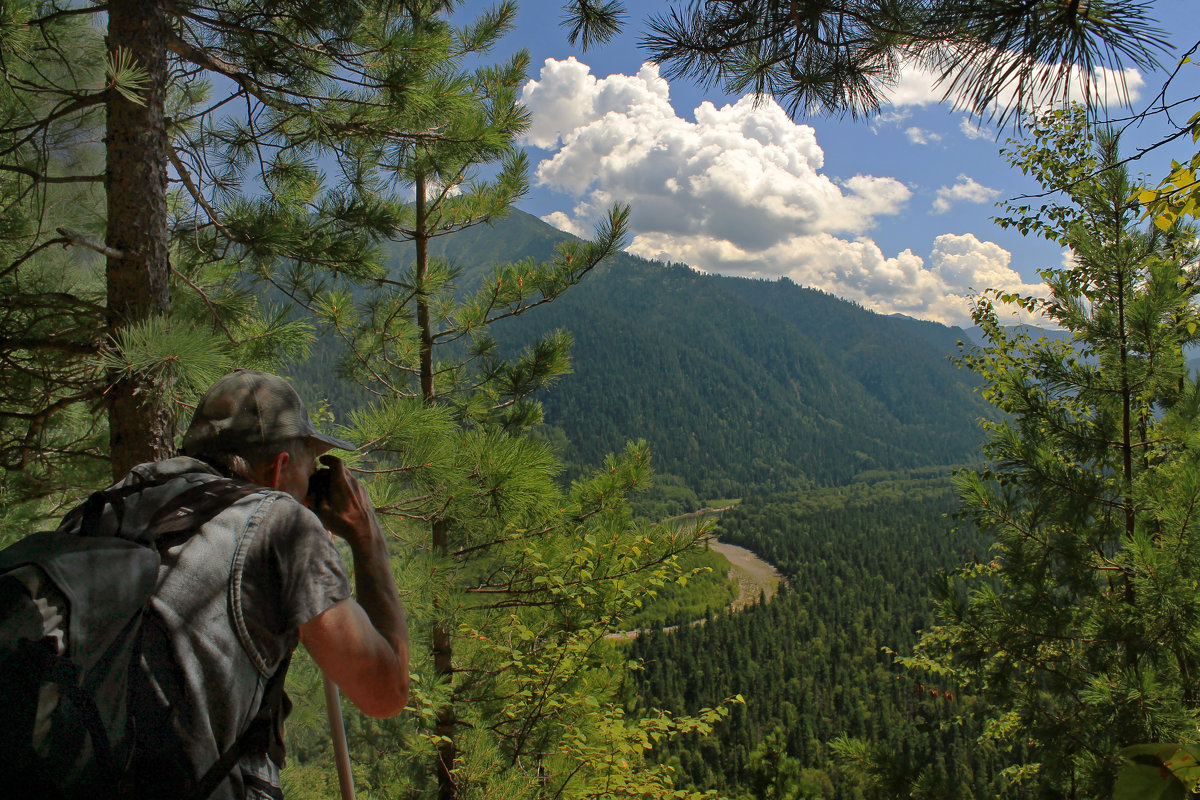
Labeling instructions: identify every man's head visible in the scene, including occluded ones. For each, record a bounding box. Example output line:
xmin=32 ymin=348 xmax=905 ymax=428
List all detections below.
xmin=182 ymin=369 xmax=354 ymax=499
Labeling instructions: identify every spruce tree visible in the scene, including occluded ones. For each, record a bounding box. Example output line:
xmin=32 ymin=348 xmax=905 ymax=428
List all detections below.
xmin=904 ymin=106 xmax=1200 ymax=798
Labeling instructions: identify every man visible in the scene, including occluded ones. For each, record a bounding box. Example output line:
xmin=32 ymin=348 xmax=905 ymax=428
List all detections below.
xmin=106 ymin=368 xmax=407 ymax=798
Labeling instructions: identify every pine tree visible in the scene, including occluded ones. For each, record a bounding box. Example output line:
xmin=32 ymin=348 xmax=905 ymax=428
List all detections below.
xmin=0 ymin=0 xmax=463 ymax=492
xmin=563 ymin=0 xmax=1171 ymax=127
xmin=268 ymin=5 xmax=737 ymax=796
xmin=904 ymin=106 xmax=1200 ymax=798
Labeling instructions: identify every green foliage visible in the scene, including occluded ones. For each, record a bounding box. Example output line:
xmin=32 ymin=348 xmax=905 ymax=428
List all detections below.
xmin=747 ymin=728 xmax=810 ymax=800
xmin=627 ymin=473 xmax=703 ymax=521
xmin=283 ymin=433 xmax=732 ymax=797
xmin=906 ymin=108 xmax=1200 ymax=798
xmin=560 ymin=0 xmax=626 ymax=50
xmin=104 ymin=46 xmax=150 ymax=105
xmin=623 ymin=544 xmax=738 ymax=631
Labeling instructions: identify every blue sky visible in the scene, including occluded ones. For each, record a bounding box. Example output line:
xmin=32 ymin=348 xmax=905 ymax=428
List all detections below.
xmin=482 ymin=0 xmax=1200 ymax=327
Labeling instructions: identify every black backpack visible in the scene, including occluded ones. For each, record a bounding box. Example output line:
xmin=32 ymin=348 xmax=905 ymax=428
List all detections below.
xmin=0 ymin=473 xmax=287 ymax=800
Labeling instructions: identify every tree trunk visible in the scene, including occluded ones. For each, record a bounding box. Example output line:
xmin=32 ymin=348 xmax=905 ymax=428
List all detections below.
xmin=416 ymin=168 xmax=457 ymax=799
xmin=432 ymin=518 xmax=458 ymax=800
xmin=415 ymin=169 xmax=435 ymax=404
xmin=105 ymin=0 xmax=173 ymax=479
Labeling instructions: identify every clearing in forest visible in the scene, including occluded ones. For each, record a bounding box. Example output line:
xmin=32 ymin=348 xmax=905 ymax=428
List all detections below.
xmin=707 ymin=539 xmax=785 ymax=611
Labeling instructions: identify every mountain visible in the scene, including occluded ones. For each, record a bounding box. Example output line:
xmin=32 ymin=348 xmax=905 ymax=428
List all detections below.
xmin=370 ymin=210 xmax=992 ymax=496
xmin=963 ymin=324 xmax=1072 ymax=346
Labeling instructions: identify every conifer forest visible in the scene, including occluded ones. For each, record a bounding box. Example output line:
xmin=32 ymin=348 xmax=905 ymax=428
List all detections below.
xmin=3 ymin=1 xmax=1200 ymax=799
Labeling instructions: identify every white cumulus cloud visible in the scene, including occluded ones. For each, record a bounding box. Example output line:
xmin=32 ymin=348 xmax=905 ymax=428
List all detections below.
xmin=884 ymin=54 xmax=1145 ymax=115
xmin=928 ymin=233 xmax=1048 ymax=324
xmin=959 ymin=118 xmax=994 ymax=140
xmin=905 ymin=126 xmax=942 ymax=145
xmin=625 ymin=230 xmax=1043 ymax=326
xmin=933 ymin=174 xmax=1001 ymax=214
xmin=522 ymin=58 xmax=1047 ymax=326
xmin=523 ymin=58 xmax=910 ymax=250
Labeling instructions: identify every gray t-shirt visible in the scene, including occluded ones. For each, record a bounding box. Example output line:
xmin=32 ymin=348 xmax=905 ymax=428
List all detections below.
xmin=239 ymin=493 xmax=353 ymax=671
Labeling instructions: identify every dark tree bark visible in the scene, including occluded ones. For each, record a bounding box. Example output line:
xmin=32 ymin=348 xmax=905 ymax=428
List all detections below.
xmin=432 ymin=521 xmax=458 ymax=800
xmin=416 ymin=168 xmax=458 ymax=799
xmin=105 ymin=0 xmax=173 ymax=478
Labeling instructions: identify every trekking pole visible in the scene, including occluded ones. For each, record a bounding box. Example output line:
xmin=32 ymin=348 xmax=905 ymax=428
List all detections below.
xmin=323 ymin=674 xmax=356 ymax=800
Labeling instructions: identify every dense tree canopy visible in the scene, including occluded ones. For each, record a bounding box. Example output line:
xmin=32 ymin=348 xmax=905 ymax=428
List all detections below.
xmin=905 ymin=107 xmax=1200 ymax=798
xmin=629 ymin=476 xmax=1012 ymax=800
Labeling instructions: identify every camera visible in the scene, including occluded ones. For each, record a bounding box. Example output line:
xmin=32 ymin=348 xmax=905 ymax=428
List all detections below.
xmin=307 ymin=467 xmax=334 ymax=508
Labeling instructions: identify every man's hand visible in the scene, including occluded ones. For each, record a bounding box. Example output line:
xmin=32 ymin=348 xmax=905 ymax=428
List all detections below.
xmin=307 ymin=454 xmax=377 ymax=549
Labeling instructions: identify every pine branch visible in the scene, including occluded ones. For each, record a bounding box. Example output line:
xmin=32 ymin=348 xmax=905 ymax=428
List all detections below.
xmin=0 ymin=237 xmax=71 ymax=282
xmin=0 ymin=91 xmax=106 ymax=153
xmin=0 ymin=337 xmax=98 ymax=355
xmin=163 ymin=29 xmax=302 ymax=117
xmin=0 ymin=164 xmax=104 ymax=184
xmin=28 ymin=5 xmax=108 ymax=27
xmin=169 ymin=265 xmax=237 ymax=344
xmin=55 ymin=227 xmax=128 ymax=260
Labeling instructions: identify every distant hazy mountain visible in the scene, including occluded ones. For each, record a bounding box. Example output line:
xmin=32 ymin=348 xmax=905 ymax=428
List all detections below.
xmin=373 ymin=210 xmax=993 ymax=496
xmin=962 ymin=325 xmax=1072 ymax=347
xmin=963 ymin=326 xmax=1200 ymax=375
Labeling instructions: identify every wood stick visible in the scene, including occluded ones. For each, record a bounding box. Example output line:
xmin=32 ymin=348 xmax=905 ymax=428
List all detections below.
xmin=323 ymin=674 xmax=356 ymax=800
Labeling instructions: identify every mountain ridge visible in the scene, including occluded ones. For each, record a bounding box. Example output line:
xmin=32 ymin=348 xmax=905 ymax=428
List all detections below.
xmin=380 ymin=209 xmax=993 ymax=495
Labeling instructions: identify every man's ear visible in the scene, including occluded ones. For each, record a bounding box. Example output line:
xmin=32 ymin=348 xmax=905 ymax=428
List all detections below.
xmin=260 ymin=450 xmax=291 ymax=489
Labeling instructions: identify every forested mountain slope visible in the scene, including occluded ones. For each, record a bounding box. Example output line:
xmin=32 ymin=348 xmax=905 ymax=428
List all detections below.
xmin=378 ymin=210 xmax=993 ymax=495
xmin=628 ymin=479 xmax=1019 ymax=799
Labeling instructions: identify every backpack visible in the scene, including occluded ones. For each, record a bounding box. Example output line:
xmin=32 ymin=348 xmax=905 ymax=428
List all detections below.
xmin=0 ymin=472 xmax=287 ymax=800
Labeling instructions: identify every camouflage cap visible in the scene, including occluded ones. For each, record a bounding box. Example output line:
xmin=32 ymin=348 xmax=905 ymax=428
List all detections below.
xmin=181 ymin=369 xmax=355 ymax=456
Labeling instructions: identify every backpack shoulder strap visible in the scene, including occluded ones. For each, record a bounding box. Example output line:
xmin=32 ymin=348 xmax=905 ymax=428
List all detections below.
xmin=69 ymin=471 xmax=178 ymax=538
xmin=139 ymin=477 xmax=262 ymax=547
xmin=69 ymin=472 xmax=261 ymax=547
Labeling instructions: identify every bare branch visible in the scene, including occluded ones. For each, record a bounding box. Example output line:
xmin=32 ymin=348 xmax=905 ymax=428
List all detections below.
xmin=0 ymin=163 xmax=103 ymax=184
xmin=55 ymin=227 xmax=127 ymax=260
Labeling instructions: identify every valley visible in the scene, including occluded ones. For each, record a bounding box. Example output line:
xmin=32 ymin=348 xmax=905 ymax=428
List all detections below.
xmin=289 ymin=210 xmax=1009 ymax=799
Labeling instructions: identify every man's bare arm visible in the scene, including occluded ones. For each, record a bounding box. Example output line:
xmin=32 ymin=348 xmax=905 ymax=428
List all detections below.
xmin=300 ymin=455 xmax=408 ymax=718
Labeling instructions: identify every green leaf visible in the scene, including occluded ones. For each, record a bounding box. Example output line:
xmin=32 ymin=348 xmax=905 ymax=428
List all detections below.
xmin=1114 ymin=761 xmax=1185 ymax=800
